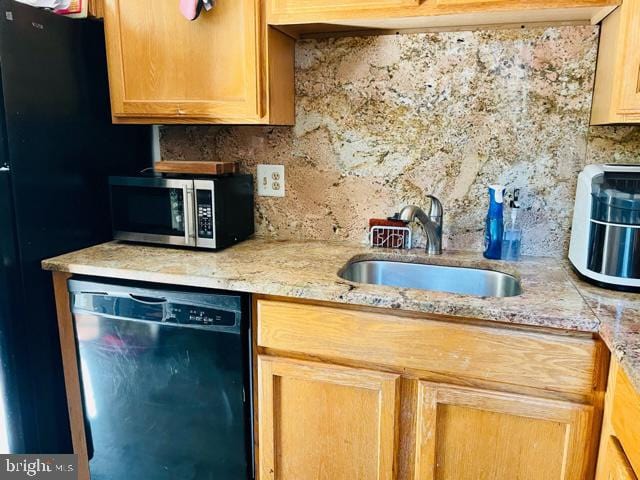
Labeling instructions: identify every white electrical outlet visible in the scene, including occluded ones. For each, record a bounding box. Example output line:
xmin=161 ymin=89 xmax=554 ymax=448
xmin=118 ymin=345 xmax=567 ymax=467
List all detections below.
xmin=257 ymin=164 xmax=285 ymax=197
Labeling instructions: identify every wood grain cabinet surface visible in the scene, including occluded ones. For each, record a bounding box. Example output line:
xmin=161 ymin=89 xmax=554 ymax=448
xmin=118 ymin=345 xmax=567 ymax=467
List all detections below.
xmin=592 ymin=0 xmax=640 ymax=124
xmin=255 ymin=298 xmax=607 ymax=480
xmin=267 ymin=0 xmax=619 ymax=36
xmin=598 ymin=437 xmax=638 ymax=480
xmin=414 ymin=382 xmax=594 ymax=479
xmin=268 ymin=0 xmax=419 ymax=17
xmin=102 ymin=0 xmax=294 ymax=124
xmin=256 ymin=299 xmax=605 ymax=398
xmin=257 ymin=355 xmax=399 ymax=480
xmin=596 ymin=360 xmax=640 ymax=480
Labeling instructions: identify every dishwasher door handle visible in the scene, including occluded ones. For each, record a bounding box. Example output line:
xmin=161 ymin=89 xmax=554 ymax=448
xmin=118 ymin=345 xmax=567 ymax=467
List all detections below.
xmin=129 ymin=294 xmax=167 ymax=304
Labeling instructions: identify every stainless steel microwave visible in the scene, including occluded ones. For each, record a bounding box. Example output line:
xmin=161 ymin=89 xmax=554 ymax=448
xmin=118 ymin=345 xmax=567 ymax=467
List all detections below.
xmin=109 ymin=175 xmax=254 ymax=250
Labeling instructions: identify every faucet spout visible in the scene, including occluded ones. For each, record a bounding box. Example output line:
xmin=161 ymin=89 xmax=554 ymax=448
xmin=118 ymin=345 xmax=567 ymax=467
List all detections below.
xmin=399 ymin=196 xmax=443 ymax=255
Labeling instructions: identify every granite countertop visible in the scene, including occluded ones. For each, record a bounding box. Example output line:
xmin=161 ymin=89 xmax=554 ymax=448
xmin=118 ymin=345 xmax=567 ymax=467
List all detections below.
xmin=42 ymin=238 xmax=640 ymax=393
xmin=568 ymin=269 xmax=640 ymax=392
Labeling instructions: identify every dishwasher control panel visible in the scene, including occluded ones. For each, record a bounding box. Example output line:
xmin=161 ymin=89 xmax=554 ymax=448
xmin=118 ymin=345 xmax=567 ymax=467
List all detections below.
xmin=167 ymin=304 xmax=236 ymax=327
xmin=72 ymin=293 xmax=238 ymax=328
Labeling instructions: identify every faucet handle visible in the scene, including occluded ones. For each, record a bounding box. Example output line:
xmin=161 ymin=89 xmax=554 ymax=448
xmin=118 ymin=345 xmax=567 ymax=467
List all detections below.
xmin=426 ymin=195 xmax=443 ymax=219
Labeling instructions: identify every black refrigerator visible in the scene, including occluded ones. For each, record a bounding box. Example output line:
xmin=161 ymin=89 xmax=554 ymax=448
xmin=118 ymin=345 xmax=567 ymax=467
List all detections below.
xmin=0 ymin=0 xmax=151 ymax=454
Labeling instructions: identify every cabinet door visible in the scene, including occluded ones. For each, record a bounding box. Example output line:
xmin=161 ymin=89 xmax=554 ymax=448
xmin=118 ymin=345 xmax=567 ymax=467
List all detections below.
xmin=597 ymin=436 xmax=638 ymax=480
xmin=618 ymin=0 xmax=640 ymax=115
xmin=103 ymin=0 xmax=261 ymax=121
xmin=414 ymin=382 xmax=595 ymax=480
xmin=258 ymin=356 xmax=399 ymax=480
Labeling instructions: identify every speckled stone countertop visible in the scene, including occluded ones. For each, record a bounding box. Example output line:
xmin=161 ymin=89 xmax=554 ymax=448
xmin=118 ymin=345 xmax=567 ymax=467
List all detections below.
xmin=42 ymin=239 xmax=640 ymax=392
xmin=42 ymin=239 xmax=598 ymax=330
xmin=567 ymin=269 xmax=640 ymax=394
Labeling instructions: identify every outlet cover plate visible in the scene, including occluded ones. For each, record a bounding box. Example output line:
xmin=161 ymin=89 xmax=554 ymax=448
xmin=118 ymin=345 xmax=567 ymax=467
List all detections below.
xmin=257 ymin=164 xmax=285 ymax=197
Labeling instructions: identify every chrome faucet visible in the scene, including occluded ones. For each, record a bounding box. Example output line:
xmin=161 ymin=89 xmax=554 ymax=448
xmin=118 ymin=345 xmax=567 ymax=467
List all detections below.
xmin=399 ymin=196 xmax=443 ymax=255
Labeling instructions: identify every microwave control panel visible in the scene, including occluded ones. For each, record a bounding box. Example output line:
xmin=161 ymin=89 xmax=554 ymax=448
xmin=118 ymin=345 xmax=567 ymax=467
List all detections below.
xmin=196 ymin=190 xmax=214 ymax=239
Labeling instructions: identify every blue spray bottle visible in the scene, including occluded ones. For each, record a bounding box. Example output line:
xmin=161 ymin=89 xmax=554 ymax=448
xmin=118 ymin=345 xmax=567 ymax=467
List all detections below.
xmin=483 ymin=184 xmax=505 ymax=260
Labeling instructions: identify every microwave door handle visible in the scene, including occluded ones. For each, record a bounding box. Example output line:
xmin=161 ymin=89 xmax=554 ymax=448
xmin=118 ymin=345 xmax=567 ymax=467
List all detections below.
xmin=185 ymin=185 xmax=197 ymax=247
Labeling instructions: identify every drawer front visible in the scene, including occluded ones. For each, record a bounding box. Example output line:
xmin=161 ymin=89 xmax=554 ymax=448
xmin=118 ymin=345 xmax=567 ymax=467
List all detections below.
xmin=611 ymin=369 xmax=640 ymax=475
xmin=257 ymin=300 xmax=602 ymax=397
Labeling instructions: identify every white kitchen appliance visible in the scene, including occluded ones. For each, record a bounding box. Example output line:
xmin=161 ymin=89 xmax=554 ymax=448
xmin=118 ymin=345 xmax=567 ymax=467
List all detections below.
xmin=569 ymin=164 xmax=640 ymax=290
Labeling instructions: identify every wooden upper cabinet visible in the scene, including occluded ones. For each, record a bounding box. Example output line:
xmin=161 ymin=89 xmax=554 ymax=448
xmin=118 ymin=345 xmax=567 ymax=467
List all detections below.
xmin=592 ymin=1 xmax=640 ymax=124
xmin=257 ymin=355 xmax=399 ymax=480
xmin=267 ymin=0 xmax=620 ymax=36
xmin=269 ymin=0 xmax=419 ymax=17
xmin=103 ymin=0 xmax=294 ymax=124
xmin=414 ymin=382 xmax=596 ymax=480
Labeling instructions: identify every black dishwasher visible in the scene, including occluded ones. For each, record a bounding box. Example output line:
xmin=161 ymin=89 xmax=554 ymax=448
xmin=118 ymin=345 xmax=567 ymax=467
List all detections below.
xmin=68 ymin=278 xmax=253 ymax=480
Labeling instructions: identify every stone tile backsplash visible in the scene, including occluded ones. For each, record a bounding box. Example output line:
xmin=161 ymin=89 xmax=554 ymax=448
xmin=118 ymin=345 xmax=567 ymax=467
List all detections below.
xmin=160 ymin=26 xmax=640 ymax=257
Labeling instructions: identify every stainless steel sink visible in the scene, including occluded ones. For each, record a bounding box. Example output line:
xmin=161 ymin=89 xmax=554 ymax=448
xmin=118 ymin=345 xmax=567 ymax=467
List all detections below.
xmin=339 ymin=260 xmax=522 ymax=298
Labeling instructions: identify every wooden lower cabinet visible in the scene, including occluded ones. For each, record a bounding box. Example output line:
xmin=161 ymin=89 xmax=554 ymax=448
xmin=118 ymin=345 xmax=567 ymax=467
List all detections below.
xmin=255 ymin=298 xmax=606 ymax=480
xmin=598 ymin=437 xmax=638 ymax=480
xmin=415 ymin=382 xmax=594 ymax=480
xmin=595 ymin=360 xmax=640 ymax=480
xmin=256 ymin=357 xmax=597 ymax=480
xmin=257 ymin=356 xmax=400 ymax=480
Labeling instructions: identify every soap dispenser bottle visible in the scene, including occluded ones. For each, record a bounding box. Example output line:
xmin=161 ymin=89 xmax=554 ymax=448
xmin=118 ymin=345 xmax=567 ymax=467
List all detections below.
xmin=484 ymin=184 xmax=505 ymax=260
xmin=502 ymin=188 xmax=522 ymax=261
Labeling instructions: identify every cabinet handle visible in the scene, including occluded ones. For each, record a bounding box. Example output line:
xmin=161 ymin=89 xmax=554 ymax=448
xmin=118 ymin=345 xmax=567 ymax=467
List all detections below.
xmin=637 ymin=64 xmax=640 ymax=93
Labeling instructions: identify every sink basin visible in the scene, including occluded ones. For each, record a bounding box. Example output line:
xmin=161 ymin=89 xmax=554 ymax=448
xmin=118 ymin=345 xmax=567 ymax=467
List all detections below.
xmin=339 ymin=260 xmax=522 ymax=298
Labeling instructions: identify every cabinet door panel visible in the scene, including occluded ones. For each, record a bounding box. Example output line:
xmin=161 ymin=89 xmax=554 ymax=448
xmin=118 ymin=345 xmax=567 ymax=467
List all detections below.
xmin=598 ymin=436 xmax=638 ymax=480
xmin=258 ymin=356 xmax=399 ymax=480
xmin=618 ymin=0 xmax=640 ymax=114
xmin=104 ymin=0 xmax=260 ymax=120
xmin=415 ymin=382 xmax=594 ymax=480
xmin=611 ymin=367 xmax=640 ymax=474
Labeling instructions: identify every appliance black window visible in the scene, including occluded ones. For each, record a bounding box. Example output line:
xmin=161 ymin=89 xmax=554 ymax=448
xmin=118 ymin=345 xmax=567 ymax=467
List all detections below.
xmin=111 ymin=186 xmax=185 ymax=236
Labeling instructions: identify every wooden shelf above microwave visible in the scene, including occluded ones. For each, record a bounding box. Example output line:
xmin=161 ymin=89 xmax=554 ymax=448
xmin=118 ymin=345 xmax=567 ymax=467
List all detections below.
xmin=155 ymin=161 xmax=240 ymax=176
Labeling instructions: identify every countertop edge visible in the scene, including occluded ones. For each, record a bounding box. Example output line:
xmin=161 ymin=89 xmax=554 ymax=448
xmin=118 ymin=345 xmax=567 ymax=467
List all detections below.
xmin=42 ymin=244 xmax=639 ymax=394
xmin=41 ymin=258 xmax=601 ymax=333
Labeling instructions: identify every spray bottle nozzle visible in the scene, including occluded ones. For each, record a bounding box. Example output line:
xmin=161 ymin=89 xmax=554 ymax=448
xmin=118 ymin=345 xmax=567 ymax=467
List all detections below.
xmin=508 ymin=188 xmax=521 ymax=228
xmin=509 ymin=188 xmax=521 ymax=209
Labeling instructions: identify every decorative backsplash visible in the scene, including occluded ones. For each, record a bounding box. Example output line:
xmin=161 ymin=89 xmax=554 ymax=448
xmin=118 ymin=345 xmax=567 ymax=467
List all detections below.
xmin=160 ymin=25 xmax=640 ymax=257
